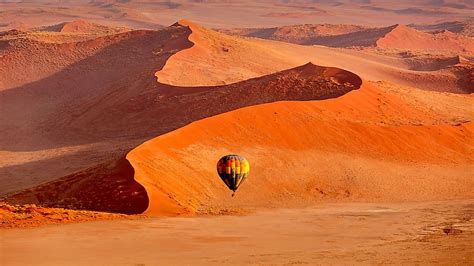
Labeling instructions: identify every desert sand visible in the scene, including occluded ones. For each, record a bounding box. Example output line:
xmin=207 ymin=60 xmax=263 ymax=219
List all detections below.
xmin=1 ymin=1 xmax=473 ymax=264
xmin=1 ymin=200 xmax=473 ymax=265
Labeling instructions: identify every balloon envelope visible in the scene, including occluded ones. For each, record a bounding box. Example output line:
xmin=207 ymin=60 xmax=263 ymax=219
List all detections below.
xmin=216 ymin=154 xmax=250 ymax=192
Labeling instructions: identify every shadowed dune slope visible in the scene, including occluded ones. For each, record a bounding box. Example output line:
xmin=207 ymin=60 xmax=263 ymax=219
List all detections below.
xmin=0 ymin=23 xmax=195 ymax=197
xmin=128 ymin=82 xmax=474 ymax=216
xmin=5 ymin=62 xmax=362 ymax=213
xmin=157 ymin=21 xmax=473 ymax=93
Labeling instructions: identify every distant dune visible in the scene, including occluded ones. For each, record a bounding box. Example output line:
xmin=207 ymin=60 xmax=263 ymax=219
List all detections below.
xmin=35 ymin=20 xmax=128 ymax=35
xmin=218 ymin=24 xmax=369 ymax=45
xmin=376 ymin=24 xmax=474 ymax=53
xmin=410 ymin=20 xmax=474 ymax=37
xmin=220 ymin=23 xmax=474 ymax=53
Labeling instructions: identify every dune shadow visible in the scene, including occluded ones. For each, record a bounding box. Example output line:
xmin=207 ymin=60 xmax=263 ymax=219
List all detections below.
xmin=6 ymin=154 xmax=149 ymax=214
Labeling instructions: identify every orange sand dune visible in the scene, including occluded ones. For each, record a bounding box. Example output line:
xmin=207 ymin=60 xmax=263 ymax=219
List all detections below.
xmin=2 ymin=20 xmax=473 ymax=217
xmin=5 ymin=62 xmax=362 ymax=213
xmin=127 ymin=81 xmax=474 ymax=216
xmin=157 ymin=21 xmax=473 ymax=93
xmin=11 ymin=75 xmax=471 ymax=216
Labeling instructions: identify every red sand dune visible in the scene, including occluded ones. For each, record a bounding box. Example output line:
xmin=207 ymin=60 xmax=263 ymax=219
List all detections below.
xmin=0 ymin=4 xmax=473 ymax=264
xmin=2 ymin=20 xmax=473 ymax=217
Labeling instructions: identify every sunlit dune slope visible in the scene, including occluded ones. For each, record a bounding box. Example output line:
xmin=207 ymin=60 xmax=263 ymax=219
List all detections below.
xmin=156 ymin=20 xmax=303 ymax=86
xmin=128 ymin=82 xmax=474 ymax=216
xmin=157 ymin=21 xmax=473 ymax=93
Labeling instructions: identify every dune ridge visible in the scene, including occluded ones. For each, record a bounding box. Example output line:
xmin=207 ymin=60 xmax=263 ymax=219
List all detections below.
xmin=5 ymin=61 xmax=363 ymax=213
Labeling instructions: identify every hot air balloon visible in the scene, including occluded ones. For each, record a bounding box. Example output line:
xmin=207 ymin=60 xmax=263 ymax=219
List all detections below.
xmin=216 ymin=154 xmax=250 ymax=196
